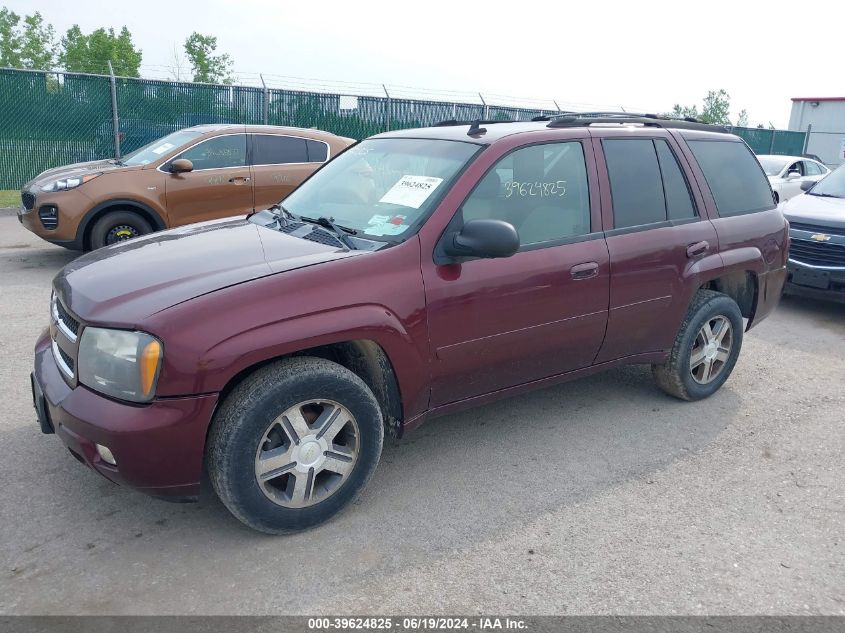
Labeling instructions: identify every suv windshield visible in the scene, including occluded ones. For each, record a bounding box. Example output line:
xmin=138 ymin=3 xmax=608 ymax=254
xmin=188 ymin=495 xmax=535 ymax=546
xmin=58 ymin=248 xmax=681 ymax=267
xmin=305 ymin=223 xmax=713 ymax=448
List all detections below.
xmin=281 ymin=138 xmax=480 ymax=240
xmin=759 ymin=157 xmax=788 ymax=176
xmin=808 ymin=164 xmax=845 ymax=199
xmin=123 ymin=130 xmax=204 ymax=166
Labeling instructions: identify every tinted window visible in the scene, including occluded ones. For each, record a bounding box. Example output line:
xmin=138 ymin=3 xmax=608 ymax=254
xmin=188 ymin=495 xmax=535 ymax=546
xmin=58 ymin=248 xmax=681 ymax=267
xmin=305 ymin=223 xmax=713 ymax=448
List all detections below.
xmin=307 ymin=140 xmax=329 ymax=162
xmin=177 ymin=134 xmax=246 ymax=169
xmin=688 ymin=141 xmax=774 ymax=216
xmin=603 ymin=139 xmax=666 ymax=228
xmin=252 ymin=135 xmax=308 ymax=165
xmin=460 ymin=142 xmax=591 ymax=247
xmin=655 ymin=139 xmax=696 ymax=220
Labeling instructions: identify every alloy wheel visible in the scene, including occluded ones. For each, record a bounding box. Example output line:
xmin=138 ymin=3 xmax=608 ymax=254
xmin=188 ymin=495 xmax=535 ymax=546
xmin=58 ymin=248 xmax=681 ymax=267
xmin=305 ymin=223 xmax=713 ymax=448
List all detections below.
xmin=254 ymin=400 xmax=359 ymax=508
xmin=689 ymin=315 xmax=733 ymax=384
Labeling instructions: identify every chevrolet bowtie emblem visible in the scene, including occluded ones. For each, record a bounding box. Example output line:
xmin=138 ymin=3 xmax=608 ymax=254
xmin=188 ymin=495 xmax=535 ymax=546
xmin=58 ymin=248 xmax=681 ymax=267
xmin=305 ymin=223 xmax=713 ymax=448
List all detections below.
xmin=810 ymin=233 xmax=831 ymax=242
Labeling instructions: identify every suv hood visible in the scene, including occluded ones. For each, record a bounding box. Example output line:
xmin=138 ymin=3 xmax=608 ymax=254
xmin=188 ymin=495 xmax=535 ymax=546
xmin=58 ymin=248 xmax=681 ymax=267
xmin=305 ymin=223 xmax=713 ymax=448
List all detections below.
xmin=54 ymin=217 xmax=361 ymax=324
xmin=782 ymin=193 xmax=845 ymax=231
xmin=26 ymin=159 xmax=144 ymax=189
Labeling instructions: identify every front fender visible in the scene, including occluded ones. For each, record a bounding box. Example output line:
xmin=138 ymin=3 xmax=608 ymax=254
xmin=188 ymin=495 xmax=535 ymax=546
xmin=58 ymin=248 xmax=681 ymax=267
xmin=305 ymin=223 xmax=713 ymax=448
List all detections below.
xmin=165 ymin=303 xmax=431 ymax=420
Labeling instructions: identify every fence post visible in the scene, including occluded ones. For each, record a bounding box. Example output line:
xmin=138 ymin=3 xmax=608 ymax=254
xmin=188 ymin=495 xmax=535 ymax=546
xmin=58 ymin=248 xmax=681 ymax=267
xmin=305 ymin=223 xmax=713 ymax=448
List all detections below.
xmin=382 ymin=84 xmax=391 ymax=132
xmin=260 ymin=74 xmax=269 ymax=125
xmin=768 ymin=129 xmax=775 ymax=154
xmin=479 ymin=93 xmax=488 ymax=120
xmin=802 ymin=123 xmax=812 ymax=154
xmin=107 ymin=61 xmax=121 ymax=159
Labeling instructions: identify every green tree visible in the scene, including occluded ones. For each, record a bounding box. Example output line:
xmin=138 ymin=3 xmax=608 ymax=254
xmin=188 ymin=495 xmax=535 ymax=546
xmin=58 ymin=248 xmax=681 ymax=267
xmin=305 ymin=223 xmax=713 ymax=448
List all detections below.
xmin=698 ymin=89 xmax=731 ymax=125
xmin=668 ymin=89 xmax=734 ymax=125
xmin=184 ymin=32 xmax=234 ymax=84
xmin=59 ymin=25 xmax=142 ymax=76
xmin=736 ymin=109 xmax=749 ymax=127
xmin=0 ymin=8 xmax=57 ymax=69
xmin=669 ymin=103 xmax=699 ymax=120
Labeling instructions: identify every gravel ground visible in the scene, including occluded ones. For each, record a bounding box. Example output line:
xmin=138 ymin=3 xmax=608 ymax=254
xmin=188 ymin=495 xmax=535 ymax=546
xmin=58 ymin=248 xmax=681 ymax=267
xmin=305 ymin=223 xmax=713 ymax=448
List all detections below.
xmin=0 ymin=214 xmax=843 ymax=615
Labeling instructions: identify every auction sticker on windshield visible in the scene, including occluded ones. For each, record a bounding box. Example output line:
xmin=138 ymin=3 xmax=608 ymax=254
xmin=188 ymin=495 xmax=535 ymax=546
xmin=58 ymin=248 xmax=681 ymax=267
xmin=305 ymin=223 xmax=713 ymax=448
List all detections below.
xmin=379 ymin=175 xmax=443 ymax=209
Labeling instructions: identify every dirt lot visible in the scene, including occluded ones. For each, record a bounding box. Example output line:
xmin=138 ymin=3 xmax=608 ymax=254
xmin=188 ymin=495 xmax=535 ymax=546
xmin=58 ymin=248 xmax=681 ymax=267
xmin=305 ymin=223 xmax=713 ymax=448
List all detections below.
xmin=0 ymin=212 xmax=843 ymax=615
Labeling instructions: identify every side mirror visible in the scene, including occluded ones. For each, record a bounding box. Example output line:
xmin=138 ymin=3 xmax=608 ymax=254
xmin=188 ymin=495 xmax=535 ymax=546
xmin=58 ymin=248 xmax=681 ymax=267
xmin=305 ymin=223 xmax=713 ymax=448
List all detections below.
xmin=441 ymin=219 xmax=520 ymax=261
xmin=800 ymin=180 xmax=815 ymax=192
xmin=169 ymin=158 xmax=193 ymax=173
xmin=786 ymin=171 xmax=801 ymax=180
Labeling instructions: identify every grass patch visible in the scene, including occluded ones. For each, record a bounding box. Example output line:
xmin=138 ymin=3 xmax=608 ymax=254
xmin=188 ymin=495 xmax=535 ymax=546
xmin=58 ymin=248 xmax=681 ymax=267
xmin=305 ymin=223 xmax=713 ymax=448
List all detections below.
xmin=0 ymin=190 xmax=19 ymax=208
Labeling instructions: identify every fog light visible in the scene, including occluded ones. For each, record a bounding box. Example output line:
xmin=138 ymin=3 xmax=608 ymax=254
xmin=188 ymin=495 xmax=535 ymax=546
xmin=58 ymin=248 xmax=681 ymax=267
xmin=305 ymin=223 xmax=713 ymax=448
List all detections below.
xmin=96 ymin=443 xmax=116 ymax=465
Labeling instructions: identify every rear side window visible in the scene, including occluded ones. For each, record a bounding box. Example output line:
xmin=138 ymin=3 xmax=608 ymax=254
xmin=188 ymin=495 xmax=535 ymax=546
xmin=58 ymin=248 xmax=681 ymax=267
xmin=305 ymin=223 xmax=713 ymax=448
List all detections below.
xmin=252 ymin=135 xmax=309 ymax=165
xmin=688 ymin=140 xmax=774 ymax=216
xmin=306 ymin=140 xmax=329 ymax=162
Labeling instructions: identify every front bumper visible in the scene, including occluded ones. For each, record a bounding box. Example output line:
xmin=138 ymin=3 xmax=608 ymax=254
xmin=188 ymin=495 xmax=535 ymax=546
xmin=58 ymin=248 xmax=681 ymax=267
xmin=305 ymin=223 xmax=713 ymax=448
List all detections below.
xmin=784 ymin=258 xmax=845 ymax=304
xmin=33 ymin=330 xmax=218 ymax=499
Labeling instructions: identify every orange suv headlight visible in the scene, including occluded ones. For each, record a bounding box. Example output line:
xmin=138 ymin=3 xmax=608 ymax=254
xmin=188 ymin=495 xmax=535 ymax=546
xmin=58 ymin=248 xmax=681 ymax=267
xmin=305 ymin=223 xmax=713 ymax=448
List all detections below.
xmin=40 ymin=173 xmax=101 ymax=192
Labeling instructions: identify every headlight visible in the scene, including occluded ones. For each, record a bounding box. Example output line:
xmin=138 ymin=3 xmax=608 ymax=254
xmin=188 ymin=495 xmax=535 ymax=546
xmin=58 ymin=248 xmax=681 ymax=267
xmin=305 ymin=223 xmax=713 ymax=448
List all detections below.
xmin=78 ymin=327 xmax=163 ymax=403
xmin=41 ymin=173 xmax=100 ymax=192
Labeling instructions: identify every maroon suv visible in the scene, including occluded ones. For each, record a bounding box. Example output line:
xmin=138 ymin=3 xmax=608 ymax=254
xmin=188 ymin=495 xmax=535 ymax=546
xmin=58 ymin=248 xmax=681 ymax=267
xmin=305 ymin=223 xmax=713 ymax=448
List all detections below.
xmin=32 ymin=114 xmax=787 ymax=533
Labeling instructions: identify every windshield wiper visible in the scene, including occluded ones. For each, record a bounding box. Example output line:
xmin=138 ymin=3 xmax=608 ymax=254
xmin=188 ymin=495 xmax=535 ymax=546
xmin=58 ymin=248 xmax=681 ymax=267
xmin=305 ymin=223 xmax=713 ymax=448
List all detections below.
xmin=301 ymin=215 xmax=358 ymax=250
xmin=809 ymin=192 xmax=843 ymax=198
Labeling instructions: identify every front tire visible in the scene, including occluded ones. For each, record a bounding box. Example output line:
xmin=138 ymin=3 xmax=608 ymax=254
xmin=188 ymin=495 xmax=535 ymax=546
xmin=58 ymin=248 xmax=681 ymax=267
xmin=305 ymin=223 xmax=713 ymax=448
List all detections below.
xmin=207 ymin=357 xmax=384 ymax=534
xmin=89 ymin=210 xmax=153 ymax=250
xmin=652 ymin=290 xmax=744 ymax=401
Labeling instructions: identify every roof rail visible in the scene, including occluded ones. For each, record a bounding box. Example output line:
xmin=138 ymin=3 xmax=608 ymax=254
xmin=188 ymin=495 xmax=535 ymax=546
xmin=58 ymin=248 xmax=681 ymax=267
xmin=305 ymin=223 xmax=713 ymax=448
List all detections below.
xmin=433 ymin=119 xmax=513 ymax=127
xmin=546 ymin=114 xmax=728 ymax=133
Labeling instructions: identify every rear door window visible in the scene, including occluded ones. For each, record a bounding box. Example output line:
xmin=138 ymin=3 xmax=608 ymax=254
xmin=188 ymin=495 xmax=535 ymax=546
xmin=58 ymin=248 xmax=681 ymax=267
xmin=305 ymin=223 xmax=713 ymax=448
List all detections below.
xmin=687 ymin=140 xmax=775 ymax=216
xmin=252 ymin=135 xmax=309 ymax=165
xmin=603 ymin=139 xmax=666 ymax=228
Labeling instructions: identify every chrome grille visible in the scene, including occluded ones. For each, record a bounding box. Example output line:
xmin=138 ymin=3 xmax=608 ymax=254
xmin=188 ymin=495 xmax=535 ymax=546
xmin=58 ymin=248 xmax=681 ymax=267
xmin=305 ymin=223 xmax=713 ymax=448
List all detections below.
xmin=790 ymin=222 xmax=845 ymax=237
xmin=790 ymin=239 xmax=845 ymax=267
xmin=55 ymin=300 xmax=80 ymax=337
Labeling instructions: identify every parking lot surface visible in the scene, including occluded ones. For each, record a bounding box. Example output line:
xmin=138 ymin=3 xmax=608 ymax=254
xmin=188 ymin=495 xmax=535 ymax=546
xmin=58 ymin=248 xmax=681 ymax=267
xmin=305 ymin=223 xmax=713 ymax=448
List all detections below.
xmin=0 ymin=211 xmax=843 ymax=615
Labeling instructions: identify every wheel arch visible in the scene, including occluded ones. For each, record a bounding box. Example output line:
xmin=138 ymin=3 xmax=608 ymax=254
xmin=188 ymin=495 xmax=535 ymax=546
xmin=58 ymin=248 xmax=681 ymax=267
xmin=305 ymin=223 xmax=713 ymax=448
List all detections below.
xmin=78 ymin=199 xmax=167 ymax=250
xmin=214 ymin=338 xmax=405 ymax=439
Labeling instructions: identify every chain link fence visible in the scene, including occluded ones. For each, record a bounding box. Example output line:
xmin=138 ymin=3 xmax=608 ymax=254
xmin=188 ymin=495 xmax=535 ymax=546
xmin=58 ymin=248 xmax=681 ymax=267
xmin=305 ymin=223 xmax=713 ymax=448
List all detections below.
xmin=0 ymin=66 xmax=806 ymax=190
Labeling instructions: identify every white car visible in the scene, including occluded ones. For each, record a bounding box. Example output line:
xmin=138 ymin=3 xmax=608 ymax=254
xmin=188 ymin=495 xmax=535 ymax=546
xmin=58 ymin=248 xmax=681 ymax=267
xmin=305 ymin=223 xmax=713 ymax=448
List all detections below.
xmin=758 ymin=154 xmax=831 ymax=203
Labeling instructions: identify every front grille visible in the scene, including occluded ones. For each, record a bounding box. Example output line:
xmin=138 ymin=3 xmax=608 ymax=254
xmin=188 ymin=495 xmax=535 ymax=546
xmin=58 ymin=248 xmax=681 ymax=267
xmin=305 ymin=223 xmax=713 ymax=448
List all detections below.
xmin=790 ymin=222 xmax=845 ymax=237
xmin=55 ymin=300 xmax=80 ymax=337
xmin=790 ymin=239 xmax=845 ymax=267
xmin=21 ymin=191 xmax=35 ymax=210
xmin=57 ymin=345 xmax=75 ymax=373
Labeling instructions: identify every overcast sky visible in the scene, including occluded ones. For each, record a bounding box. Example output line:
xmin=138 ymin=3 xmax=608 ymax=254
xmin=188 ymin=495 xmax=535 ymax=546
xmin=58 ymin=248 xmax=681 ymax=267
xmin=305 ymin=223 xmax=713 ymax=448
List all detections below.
xmin=6 ymin=0 xmax=843 ymax=128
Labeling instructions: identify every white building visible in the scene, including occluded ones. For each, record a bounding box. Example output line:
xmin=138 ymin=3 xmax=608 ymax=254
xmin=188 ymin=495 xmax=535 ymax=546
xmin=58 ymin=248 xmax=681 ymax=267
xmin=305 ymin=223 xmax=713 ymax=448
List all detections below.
xmin=789 ymin=97 xmax=845 ymax=167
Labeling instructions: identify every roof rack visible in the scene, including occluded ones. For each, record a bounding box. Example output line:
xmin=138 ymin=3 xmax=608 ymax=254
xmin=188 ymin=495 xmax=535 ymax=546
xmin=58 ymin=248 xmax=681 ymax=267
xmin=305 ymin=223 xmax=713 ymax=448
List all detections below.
xmin=546 ymin=112 xmax=727 ymax=133
xmin=433 ymin=119 xmax=513 ymax=127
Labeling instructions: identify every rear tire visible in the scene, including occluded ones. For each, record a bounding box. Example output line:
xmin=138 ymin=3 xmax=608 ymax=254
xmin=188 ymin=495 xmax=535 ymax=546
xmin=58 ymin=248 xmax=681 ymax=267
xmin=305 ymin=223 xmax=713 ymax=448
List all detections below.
xmin=89 ymin=210 xmax=153 ymax=250
xmin=652 ymin=290 xmax=744 ymax=401
xmin=207 ymin=357 xmax=384 ymax=534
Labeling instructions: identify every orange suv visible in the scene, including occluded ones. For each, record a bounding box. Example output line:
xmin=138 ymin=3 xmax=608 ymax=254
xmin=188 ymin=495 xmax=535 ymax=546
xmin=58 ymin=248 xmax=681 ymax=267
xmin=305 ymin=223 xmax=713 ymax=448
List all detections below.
xmin=18 ymin=125 xmax=354 ymax=250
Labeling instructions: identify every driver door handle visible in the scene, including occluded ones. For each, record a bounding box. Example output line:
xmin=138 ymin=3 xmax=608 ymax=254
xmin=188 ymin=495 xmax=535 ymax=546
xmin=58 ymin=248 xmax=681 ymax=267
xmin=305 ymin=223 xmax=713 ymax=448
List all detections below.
xmin=229 ymin=176 xmax=251 ymax=184
xmin=686 ymin=240 xmax=709 ymax=259
xmin=570 ymin=261 xmax=599 ymax=280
